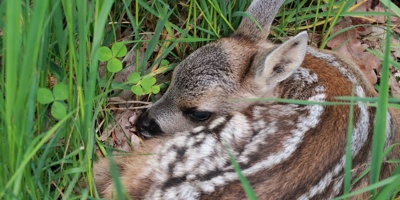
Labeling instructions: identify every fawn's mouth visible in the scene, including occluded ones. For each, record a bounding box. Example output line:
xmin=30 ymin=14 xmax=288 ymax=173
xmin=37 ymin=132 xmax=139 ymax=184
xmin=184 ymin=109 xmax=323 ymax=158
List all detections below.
xmin=136 ymin=130 xmax=153 ymax=138
xmin=136 ymin=124 xmax=165 ymax=138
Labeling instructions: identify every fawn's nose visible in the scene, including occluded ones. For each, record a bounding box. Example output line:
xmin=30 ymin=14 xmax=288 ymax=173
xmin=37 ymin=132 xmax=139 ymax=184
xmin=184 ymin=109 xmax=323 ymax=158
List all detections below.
xmin=136 ymin=111 xmax=163 ymax=137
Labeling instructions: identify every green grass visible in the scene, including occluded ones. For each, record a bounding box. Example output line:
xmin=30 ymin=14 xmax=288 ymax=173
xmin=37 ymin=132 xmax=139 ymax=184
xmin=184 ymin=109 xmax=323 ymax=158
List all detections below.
xmin=0 ymin=0 xmax=399 ymax=199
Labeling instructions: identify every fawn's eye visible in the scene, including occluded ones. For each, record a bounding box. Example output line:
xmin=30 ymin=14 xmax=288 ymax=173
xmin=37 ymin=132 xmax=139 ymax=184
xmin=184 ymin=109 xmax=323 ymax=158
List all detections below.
xmin=184 ymin=110 xmax=213 ymax=122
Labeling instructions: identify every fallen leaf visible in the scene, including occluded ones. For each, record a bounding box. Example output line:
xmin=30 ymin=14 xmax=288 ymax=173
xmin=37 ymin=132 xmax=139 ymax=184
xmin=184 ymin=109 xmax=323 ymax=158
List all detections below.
xmin=327 ymin=17 xmax=380 ymax=84
xmin=99 ymin=109 xmax=142 ymax=152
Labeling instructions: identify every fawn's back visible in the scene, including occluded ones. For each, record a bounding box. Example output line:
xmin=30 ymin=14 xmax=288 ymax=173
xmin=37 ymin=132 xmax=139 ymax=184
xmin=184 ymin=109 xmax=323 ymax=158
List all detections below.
xmin=94 ymin=0 xmax=400 ymax=199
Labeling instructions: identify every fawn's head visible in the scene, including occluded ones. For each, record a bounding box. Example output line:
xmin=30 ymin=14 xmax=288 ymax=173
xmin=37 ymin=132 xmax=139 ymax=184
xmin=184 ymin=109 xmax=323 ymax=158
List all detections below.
xmin=137 ymin=0 xmax=308 ymax=136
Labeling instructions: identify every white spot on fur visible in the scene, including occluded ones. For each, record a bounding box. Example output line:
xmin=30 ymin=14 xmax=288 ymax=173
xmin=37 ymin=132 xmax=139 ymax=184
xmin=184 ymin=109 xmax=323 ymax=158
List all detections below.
xmin=314 ymin=85 xmax=325 ymax=93
xmin=384 ymin=112 xmax=394 ymax=152
xmin=165 ymin=183 xmax=199 ymax=200
xmin=253 ymin=106 xmax=264 ymax=119
xmin=199 ymin=182 xmax=215 ymax=193
xmin=253 ymin=119 xmax=267 ymax=131
xmin=267 ymin=104 xmax=298 ymax=116
xmin=292 ymin=68 xmax=318 ymax=84
xmin=351 ymin=86 xmax=369 ymax=155
xmin=193 ymin=126 xmax=205 ymax=133
xmin=298 ymin=194 xmax=308 ymax=200
xmin=209 ymin=116 xmax=226 ymax=130
xmin=333 ymin=177 xmax=344 ymax=197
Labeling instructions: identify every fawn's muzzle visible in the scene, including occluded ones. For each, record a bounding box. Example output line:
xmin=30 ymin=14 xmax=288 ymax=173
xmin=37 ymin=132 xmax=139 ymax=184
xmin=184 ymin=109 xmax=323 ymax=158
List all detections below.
xmin=136 ymin=111 xmax=163 ymax=137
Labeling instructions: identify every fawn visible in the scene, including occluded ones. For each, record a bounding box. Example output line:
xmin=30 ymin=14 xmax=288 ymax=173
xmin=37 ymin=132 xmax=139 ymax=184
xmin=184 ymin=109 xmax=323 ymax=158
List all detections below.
xmin=94 ymin=0 xmax=400 ymax=199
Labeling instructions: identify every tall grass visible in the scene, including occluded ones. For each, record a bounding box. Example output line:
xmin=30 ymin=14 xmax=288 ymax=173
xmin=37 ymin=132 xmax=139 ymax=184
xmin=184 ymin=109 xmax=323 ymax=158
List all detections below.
xmin=0 ymin=0 xmax=398 ymax=199
xmin=0 ymin=0 xmax=113 ymax=199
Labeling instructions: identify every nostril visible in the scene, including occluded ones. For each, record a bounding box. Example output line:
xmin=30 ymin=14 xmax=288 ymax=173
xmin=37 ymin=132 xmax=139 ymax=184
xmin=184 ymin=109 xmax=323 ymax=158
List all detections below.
xmin=140 ymin=117 xmax=150 ymax=128
xmin=137 ymin=114 xmax=150 ymax=130
xmin=136 ymin=111 xmax=163 ymax=136
xmin=137 ymin=111 xmax=149 ymax=126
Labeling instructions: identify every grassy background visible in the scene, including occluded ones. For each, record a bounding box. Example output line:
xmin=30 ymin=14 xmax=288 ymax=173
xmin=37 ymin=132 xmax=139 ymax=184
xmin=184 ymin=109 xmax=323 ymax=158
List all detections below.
xmin=0 ymin=0 xmax=399 ymax=199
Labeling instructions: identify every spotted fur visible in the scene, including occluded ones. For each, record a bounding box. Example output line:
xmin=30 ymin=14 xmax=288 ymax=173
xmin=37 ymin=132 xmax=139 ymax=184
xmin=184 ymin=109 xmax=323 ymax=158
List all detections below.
xmin=94 ymin=0 xmax=400 ymax=199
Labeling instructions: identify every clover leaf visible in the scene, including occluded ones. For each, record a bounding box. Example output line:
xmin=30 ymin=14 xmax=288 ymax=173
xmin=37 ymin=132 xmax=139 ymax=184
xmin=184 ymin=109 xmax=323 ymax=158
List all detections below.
xmin=53 ymin=83 xmax=68 ymax=101
xmin=128 ymin=73 xmax=160 ymax=96
xmin=51 ymin=101 xmax=67 ymax=119
xmin=128 ymin=72 xmax=141 ymax=84
xmin=107 ymin=57 xmax=123 ymax=72
xmin=98 ymin=47 xmax=113 ymax=62
xmin=37 ymin=88 xmax=54 ymax=104
xmin=112 ymin=42 xmax=127 ymax=57
xmin=98 ymin=42 xmax=127 ymax=73
xmin=37 ymin=83 xmax=69 ymax=120
xmin=131 ymin=85 xmax=143 ymax=96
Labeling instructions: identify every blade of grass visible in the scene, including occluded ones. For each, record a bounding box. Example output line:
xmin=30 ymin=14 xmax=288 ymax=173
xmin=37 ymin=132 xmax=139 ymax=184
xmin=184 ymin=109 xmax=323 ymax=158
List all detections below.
xmin=0 ymin=111 xmax=74 ymax=198
xmin=108 ymin=156 xmax=127 ymax=200
xmin=367 ymin=48 xmax=400 ymax=70
xmin=333 ymin=175 xmax=400 ymax=200
xmin=375 ymin=165 xmax=400 ymax=198
xmin=4 ymin=4 xmax=22 ymax=193
xmin=380 ymin=0 xmax=400 ymax=16
xmin=86 ymin=0 xmax=115 ymax=196
xmin=369 ymin=14 xmax=391 ymax=195
xmin=225 ymin=144 xmax=257 ymax=200
xmin=343 ymin=87 xmax=355 ymax=197
xmin=320 ymin=0 xmax=354 ymax=49
xmin=139 ymin=6 xmax=173 ymax=73
xmin=208 ymin=0 xmax=235 ymax=32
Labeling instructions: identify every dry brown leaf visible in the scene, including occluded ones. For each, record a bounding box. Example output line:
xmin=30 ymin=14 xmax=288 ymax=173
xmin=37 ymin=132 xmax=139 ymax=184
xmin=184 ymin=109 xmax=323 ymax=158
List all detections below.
xmin=327 ymin=17 xmax=380 ymax=84
xmin=99 ymin=110 xmax=142 ymax=152
xmin=356 ymin=0 xmax=400 ymax=24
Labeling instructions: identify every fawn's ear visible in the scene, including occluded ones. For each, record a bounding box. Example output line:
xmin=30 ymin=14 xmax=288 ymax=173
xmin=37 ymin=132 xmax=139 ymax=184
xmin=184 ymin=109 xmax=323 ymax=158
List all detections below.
xmin=234 ymin=0 xmax=285 ymax=41
xmin=253 ymin=31 xmax=308 ymax=95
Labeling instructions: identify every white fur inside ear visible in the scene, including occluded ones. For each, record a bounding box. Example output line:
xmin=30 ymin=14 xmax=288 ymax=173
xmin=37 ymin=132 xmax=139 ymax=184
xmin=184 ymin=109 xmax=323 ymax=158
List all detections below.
xmin=254 ymin=31 xmax=308 ymax=95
